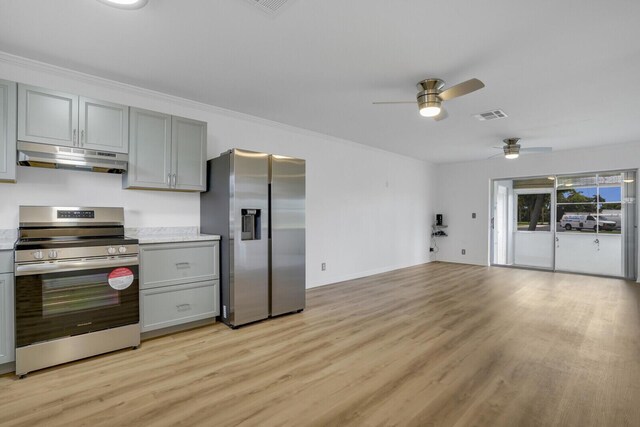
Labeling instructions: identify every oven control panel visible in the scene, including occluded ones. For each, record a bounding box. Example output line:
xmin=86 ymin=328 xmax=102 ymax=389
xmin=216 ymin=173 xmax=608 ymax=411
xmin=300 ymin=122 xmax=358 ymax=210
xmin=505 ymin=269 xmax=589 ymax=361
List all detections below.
xmin=57 ymin=210 xmax=95 ymax=219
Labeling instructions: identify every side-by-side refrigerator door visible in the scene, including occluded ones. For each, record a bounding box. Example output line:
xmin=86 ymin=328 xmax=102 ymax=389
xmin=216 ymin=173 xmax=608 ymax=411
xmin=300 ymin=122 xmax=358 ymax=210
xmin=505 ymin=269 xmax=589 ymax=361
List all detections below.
xmin=270 ymin=156 xmax=306 ymax=316
xmin=231 ymin=150 xmax=270 ymax=326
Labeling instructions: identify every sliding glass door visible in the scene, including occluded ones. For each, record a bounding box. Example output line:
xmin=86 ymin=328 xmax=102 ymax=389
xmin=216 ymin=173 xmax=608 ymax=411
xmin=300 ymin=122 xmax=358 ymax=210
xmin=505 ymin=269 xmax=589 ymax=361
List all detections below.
xmin=491 ymin=170 xmax=637 ymax=279
xmin=555 ymin=171 xmax=636 ymax=278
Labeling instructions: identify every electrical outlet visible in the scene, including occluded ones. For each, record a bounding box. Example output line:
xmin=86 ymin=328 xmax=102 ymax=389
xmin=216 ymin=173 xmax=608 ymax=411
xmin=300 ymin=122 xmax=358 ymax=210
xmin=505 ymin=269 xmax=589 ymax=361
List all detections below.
xmin=462 ymin=249 xmax=466 ymax=255
xmin=321 ymin=262 xmax=326 ymax=271
xmin=472 ymin=213 xmax=476 ymax=219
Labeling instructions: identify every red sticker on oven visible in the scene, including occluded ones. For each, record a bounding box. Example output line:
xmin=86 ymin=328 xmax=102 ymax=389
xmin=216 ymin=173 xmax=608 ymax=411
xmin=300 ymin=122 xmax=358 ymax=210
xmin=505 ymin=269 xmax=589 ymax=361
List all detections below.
xmin=108 ymin=267 xmax=134 ymax=290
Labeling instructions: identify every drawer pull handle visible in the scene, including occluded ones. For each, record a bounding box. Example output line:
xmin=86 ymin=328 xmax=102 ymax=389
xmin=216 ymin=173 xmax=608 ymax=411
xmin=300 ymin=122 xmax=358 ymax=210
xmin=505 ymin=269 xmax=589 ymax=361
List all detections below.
xmin=176 ymin=262 xmax=190 ymax=269
xmin=176 ymin=304 xmax=192 ymax=312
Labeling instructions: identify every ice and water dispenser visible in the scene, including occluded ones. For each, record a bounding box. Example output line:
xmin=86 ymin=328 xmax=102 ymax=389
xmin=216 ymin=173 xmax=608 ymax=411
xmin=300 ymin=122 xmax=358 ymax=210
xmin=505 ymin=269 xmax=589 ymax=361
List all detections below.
xmin=241 ymin=209 xmax=261 ymax=240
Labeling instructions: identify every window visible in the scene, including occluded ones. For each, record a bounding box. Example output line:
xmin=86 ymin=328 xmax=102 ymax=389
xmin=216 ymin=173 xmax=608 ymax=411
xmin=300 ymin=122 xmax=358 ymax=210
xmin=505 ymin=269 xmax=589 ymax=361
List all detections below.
xmin=516 ymin=193 xmax=551 ymax=231
xmin=556 ymin=173 xmax=622 ymax=234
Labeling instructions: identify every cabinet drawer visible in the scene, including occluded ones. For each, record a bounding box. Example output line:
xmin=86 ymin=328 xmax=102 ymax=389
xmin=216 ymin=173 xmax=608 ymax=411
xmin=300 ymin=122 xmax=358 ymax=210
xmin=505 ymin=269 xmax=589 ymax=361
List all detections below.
xmin=0 ymin=251 xmax=13 ymax=274
xmin=140 ymin=241 xmax=219 ymax=289
xmin=141 ymin=280 xmax=219 ymax=332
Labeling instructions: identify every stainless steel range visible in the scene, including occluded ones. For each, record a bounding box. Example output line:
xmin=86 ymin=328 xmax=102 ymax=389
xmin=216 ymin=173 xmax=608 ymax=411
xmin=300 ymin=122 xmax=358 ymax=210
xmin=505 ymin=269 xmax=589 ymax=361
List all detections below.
xmin=14 ymin=206 xmax=140 ymax=378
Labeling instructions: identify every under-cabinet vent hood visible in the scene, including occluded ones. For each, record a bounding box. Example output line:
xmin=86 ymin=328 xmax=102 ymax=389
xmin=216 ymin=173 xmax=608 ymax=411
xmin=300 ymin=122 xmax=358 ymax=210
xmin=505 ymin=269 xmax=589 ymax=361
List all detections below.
xmin=17 ymin=141 xmax=128 ymax=174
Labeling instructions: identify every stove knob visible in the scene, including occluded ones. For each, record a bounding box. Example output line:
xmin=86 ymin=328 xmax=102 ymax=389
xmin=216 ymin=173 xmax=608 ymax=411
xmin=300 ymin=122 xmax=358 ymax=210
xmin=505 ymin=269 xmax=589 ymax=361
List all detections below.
xmin=118 ymin=246 xmax=127 ymax=254
xmin=33 ymin=250 xmax=44 ymax=260
xmin=48 ymin=250 xmax=58 ymax=259
xmin=107 ymin=247 xmax=117 ymax=255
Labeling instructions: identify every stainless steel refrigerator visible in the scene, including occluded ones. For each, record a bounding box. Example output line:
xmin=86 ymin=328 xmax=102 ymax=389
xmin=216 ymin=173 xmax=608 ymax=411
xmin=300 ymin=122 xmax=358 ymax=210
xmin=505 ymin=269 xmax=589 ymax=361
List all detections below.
xmin=200 ymin=149 xmax=305 ymax=328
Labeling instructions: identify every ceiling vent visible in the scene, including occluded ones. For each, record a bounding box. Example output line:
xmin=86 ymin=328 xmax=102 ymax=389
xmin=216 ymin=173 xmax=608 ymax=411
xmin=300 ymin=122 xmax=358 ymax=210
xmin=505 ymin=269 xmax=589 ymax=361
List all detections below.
xmin=474 ymin=109 xmax=508 ymax=121
xmin=246 ymin=0 xmax=291 ymax=15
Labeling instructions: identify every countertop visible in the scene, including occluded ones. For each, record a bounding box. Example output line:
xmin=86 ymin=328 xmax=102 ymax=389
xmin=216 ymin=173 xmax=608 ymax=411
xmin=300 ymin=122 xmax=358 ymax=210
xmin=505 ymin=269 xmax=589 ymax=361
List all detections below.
xmin=0 ymin=229 xmax=17 ymax=251
xmin=125 ymin=227 xmax=220 ymax=245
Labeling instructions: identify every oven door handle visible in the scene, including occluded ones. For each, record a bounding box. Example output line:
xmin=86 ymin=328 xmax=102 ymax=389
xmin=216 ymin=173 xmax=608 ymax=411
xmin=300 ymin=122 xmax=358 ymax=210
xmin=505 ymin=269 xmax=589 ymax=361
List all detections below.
xmin=15 ymin=256 xmax=139 ymax=276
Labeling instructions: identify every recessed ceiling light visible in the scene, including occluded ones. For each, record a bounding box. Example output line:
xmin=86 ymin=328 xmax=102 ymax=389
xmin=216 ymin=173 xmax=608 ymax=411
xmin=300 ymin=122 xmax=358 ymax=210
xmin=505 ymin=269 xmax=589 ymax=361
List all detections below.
xmin=97 ymin=0 xmax=149 ymax=9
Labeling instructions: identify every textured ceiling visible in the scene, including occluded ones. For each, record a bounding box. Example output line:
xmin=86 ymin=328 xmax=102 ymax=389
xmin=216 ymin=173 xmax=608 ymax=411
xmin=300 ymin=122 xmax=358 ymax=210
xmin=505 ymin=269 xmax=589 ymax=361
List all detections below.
xmin=1 ymin=0 xmax=639 ymax=163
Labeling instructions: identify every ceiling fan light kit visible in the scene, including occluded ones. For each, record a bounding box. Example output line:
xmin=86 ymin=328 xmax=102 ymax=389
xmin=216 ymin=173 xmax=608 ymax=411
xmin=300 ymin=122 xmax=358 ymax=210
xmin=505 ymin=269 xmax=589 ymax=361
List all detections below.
xmin=373 ymin=77 xmax=485 ymax=121
xmin=417 ymin=78 xmax=444 ymax=117
xmin=503 ymin=138 xmax=521 ymax=159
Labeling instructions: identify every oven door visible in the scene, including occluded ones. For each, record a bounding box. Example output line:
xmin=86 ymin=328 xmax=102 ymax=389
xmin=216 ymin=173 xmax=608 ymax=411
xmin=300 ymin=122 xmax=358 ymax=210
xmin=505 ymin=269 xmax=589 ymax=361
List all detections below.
xmin=15 ymin=256 xmax=139 ymax=348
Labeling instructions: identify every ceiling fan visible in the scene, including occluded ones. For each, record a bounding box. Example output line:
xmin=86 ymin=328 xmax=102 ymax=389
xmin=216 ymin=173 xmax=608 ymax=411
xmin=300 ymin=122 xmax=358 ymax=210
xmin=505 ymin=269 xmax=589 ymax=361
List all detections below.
xmin=493 ymin=138 xmax=552 ymax=159
xmin=373 ymin=77 xmax=485 ymax=120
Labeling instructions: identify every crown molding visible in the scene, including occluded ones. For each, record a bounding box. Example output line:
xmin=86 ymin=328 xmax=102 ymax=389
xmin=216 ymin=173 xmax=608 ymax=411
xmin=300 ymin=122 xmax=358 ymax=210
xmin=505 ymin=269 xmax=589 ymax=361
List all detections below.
xmin=0 ymin=50 xmax=429 ymax=165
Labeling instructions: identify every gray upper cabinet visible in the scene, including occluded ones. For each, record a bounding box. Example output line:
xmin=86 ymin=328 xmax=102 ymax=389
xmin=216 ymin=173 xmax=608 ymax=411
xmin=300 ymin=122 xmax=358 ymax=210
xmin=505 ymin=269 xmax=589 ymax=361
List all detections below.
xmin=172 ymin=116 xmax=206 ymax=191
xmin=18 ymin=84 xmax=78 ymax=147
xmin=0 ymin=79 xmax=17 ymax=183
xmin=79 ymin=97 xmax=129 ymax=153
xmin=124 ymin=108 xmax=172 ymax=189
xmin=18 ymin=84 xmax=129 ymax=153
xmin=124 ymin=109 xmax=207 ymax=192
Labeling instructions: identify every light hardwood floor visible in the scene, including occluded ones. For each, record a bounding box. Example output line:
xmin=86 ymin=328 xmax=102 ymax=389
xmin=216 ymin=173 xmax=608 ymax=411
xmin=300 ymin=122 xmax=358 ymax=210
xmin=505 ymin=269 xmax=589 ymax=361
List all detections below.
xmin=1 ymin=262 xmax=639 ymax=427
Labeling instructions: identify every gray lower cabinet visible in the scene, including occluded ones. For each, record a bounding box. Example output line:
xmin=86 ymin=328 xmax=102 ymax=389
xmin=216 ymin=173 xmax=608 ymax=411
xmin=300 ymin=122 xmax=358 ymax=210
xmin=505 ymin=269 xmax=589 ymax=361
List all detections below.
xmin=141 ymin=280 xmax=219 ymax=332
xmin=124 ymin=108 xmax=206 ymax=192
xmin=0 ymin=79 xmax=17 ymax=183
xmin=0 ymin=251 xmax=15 ymax=365
xmin=140 ymin=241 xmax=220 ymax=333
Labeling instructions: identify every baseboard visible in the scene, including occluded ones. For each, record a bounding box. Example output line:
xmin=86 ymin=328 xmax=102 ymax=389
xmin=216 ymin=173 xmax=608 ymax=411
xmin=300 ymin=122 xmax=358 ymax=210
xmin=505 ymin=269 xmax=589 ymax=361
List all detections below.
xmin=307 ymin=259 xmax=432 ymax=289
xmin=432 ymin=258 xmax=488 ymax=267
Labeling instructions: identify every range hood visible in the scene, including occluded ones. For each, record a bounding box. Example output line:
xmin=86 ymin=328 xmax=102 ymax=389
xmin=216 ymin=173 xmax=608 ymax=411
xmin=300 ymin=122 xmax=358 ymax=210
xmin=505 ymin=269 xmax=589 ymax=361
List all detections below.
xmin=17 ymin=141 xmax=128 ymax=174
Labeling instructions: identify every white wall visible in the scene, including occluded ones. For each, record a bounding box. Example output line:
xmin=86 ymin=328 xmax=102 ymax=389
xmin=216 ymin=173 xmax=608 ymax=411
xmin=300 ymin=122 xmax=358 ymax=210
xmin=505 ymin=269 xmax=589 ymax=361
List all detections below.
xmin=435 ymin=141 xmax=640 ymax=268
xmin=0 ymin=53 xmax=435 ymax=288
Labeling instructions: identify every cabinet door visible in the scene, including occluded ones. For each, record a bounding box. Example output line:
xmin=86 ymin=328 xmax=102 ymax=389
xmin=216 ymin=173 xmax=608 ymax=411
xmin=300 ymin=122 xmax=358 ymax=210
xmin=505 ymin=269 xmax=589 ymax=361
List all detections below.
xmin=0 ymin=80 xmax=17 ymax=183
xmin=18 ymin=84 xmax=78 ymax=147
xmin=0 ymin=273 xmax=14 ymax=365
xmin=171 ymin=116 xmax=207 ymax=191
xmin=141 ymin=280 xmax=219 ymax=332
xmin=79 ymin=97 xmax=129 ymax=154
xmin=124 ymin=108 xmax=172 ymax=189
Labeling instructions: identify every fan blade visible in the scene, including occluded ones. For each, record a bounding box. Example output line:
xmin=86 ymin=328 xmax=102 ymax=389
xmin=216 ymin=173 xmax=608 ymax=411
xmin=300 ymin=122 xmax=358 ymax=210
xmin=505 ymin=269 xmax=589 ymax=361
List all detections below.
xmin=372 ymin=101 xmax=415 ymax=104
xmin=438 ymin=78 xmax=485 ymax=101
xmin=433 ymin=108 xmax=448 ymax=121
xmin=487 ymin=153 xmax=503 ymax=159
xmin=520 ymin=147 xmax=552 ymax=153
